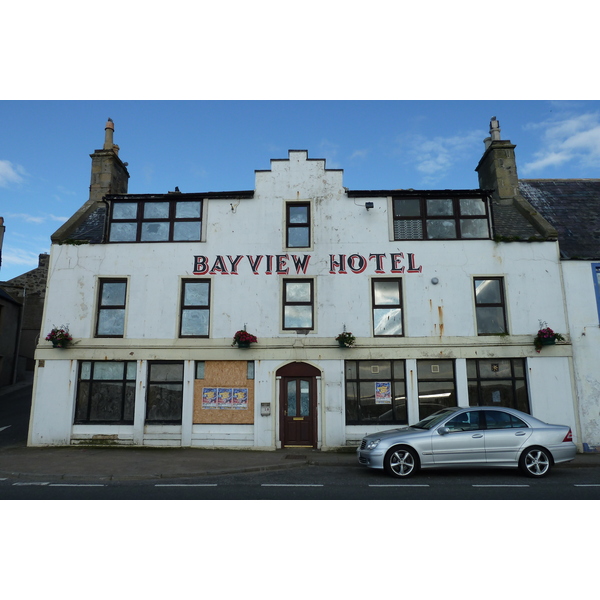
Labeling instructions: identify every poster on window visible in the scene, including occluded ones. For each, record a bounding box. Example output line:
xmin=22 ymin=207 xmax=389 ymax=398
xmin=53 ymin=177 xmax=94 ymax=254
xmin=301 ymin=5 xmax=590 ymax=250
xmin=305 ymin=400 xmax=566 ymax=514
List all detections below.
xmin=375 ymin=381 xmax=392 ymax=404
xmin=217 ymin=388 xmax=233 ymax=409
xmin=232 ymin=388 xmax=249 ymax=410
xmin=202 ymin=388 xmax=218 ymax=409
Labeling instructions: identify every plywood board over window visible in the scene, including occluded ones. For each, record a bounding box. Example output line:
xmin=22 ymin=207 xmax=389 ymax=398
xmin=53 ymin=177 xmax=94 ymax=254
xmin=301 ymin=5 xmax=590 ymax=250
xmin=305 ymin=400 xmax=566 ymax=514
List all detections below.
xmin=193 ymin=361 xmax=254 ymax=424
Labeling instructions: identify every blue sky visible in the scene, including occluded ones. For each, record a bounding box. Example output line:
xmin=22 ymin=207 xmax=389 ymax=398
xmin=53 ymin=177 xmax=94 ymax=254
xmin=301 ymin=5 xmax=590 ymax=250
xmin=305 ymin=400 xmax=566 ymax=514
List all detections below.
xmin=2 ymin=100 xmax=599 ymax=281
xmin=1 ymin=4 xmax=599 ymax=283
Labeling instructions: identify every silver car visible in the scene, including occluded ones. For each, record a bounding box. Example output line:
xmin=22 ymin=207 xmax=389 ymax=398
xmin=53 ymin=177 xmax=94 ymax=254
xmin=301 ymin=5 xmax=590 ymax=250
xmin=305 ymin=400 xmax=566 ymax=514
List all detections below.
xmin=357 ymin=406 xmax=576 ymax=478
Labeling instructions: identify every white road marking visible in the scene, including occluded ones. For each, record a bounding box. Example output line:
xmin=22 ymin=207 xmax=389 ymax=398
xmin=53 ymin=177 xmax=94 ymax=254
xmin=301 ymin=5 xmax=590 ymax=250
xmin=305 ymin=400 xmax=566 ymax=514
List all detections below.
xmin=369 ymin=484 xmax=430 ymax=487
xmin=155 ymin=484 xmax=218 ymax=487
xmin=261 ymin=484 xmax=323 ymax=487
xmin=49 ymin=484 xmax=106 ymax=487
xmin=13 ymin=482 xmax=50 ymax=486
xmin=472 ymin=484 xmax=529 ymax=488
xmin=574 ymin=484 xmax=600 ymax=487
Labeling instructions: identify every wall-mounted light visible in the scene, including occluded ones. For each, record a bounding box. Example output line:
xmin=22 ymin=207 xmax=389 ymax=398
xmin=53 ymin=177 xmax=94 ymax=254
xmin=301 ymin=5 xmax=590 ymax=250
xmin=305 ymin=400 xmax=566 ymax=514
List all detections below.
xmin=365 ymin=202 xmax=374 ymax=210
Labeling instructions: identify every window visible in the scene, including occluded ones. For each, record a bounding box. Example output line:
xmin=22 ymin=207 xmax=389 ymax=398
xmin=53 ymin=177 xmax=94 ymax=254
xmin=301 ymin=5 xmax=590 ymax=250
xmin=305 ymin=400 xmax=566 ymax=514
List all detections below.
xmin=180 ymin=280 xmax=210 ymax=337
xmin=345 ymin=360 xmax=407 ymax=425
xmin=75 ymin=361 xmax=136 ymax=424
xmin=484 ymin=410 xmax=528 ymax=430
xmin=372 ymin=278 xmax=403 ymax=336
xmin=417 ymin=360 xmax=457 ymax=420
xmin=393 ymin=196 xmax=490 ymax=240
xmin=145 ymin=361 xmax=184 ymax=424
xmin=444 ymin=410 xmax=482 ymax=432
xmin=593 ymin=263 xmax=600 ymax=322
xmin=286 ymin=202 xmax=310 ymax=248
xmin=195 ymin=361 xmax=205 ymax=379
xmin=467 ymin=358 xmax=530 ymax=413
xmin=96 ymin=279 xmax=127 ymax=337
xmin=283 ymin=279 xmax=314 ymax=330
xmin=474 ymin=277 xmax=507 ymax=334
xmin=108 ymin=198 xmax=202 ymax=242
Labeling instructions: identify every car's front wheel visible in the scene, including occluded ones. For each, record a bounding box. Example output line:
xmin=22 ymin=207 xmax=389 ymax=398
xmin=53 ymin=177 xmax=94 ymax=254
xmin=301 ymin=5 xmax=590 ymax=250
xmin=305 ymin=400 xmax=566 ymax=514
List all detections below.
xmin=519 ymin=446 xmax=552 ymax=478
xmin=384 ymin=446 xmax=419 ymax=478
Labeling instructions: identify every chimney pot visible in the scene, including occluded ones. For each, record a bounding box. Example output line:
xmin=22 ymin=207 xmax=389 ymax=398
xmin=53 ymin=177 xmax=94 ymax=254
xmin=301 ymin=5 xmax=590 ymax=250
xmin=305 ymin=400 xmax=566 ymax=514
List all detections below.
xmin=490 ymin=116 xmax=501 ymax=141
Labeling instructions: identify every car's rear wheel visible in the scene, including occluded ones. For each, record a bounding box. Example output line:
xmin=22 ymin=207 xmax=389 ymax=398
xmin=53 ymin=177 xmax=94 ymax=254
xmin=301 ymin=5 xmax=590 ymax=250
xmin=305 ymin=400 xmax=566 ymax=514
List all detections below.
xmin=519 ymin=446 xmax=552 ymax=478
xmin=384 ymin=446 xmax=419 ymax=478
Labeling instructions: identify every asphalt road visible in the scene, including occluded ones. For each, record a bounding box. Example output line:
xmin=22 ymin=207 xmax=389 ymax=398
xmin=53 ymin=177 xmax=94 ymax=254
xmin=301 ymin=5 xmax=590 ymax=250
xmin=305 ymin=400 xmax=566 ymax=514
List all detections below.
xmin=2 ymin=463 xmax=600 ymax=499
xmin=0 ymin=381 xmax=32 ymax=449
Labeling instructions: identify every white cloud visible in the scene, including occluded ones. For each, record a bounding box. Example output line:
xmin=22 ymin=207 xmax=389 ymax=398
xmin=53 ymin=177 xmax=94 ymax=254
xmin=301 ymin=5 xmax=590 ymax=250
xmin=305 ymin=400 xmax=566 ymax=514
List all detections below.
xmin=0 ymin=247 xmax=40 ymax=268
xmin=399 ymin=130 xmax=484 ymax=184
xmin=4 ymin=212 xmax=67 ymax=225
xmin=0 ymin=160 xmax=26 ymax=187
xmin=318 ymin=139 xmax=341 ymax=168
xmin=350 ymin=149 xmax=369 ymax=160
xmin=523 ymin=112 xmax=600 ymax=173
xmin=5 ymin=212 xmax=45 ymax=224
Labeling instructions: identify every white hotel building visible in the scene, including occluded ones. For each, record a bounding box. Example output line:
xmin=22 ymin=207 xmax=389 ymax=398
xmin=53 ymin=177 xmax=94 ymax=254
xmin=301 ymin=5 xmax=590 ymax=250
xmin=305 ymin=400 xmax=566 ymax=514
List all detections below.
xmin=28 ymin=118 xmax=584 ymax=451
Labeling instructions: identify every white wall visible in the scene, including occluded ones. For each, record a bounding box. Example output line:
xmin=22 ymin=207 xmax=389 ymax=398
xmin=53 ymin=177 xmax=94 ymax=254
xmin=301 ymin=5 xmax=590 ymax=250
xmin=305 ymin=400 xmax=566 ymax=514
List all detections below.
xmin=562 ymin=262 xmax=600 ymax=450
xmin=30 ymin=151 xmax=578 ymax=448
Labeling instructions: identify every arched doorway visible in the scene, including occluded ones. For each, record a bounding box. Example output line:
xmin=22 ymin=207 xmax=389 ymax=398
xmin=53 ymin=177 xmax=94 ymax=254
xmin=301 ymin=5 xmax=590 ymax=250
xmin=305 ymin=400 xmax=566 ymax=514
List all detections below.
xmin=277 ymin=362 xmax=320 ymax=448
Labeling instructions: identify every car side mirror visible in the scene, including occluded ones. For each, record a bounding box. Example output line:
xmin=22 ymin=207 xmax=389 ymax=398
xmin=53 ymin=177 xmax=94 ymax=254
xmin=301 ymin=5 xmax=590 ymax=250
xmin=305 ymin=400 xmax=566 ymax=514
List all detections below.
xmin=437 ymin=427 xmax=449 ymax=435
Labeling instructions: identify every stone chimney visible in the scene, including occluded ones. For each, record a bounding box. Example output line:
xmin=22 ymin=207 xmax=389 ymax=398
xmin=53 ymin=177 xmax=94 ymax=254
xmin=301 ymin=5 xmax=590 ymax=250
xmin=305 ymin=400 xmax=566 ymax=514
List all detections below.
xmin=476 ymin=117 xmax=557 ymax=239
xmin=475 ymin=117 xmax=520 ymax=206
xmin=51 ymin=120 xmax=130 ymax=243
xmin=89 ymin=118 xmax=129 ymax=202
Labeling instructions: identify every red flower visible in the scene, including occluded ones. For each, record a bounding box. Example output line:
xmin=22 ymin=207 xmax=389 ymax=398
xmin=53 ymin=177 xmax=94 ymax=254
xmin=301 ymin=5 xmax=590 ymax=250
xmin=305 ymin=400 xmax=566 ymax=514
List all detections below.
xmin=233 ymin=330 xmax=258 ymax=345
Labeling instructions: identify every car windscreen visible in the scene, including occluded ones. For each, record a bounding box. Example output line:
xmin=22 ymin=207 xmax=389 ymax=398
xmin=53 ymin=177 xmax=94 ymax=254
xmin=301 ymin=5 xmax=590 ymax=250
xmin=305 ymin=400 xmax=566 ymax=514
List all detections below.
xmin=412 ymin=408 xmax=459 ymax=429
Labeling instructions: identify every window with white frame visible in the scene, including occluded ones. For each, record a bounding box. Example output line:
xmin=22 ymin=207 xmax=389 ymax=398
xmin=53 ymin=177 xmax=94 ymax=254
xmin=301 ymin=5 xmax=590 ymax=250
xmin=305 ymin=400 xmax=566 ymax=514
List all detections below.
xmin=179 ymin=279 xmax=210 ymax=337
xmin=75 ymin=361 xmax=136 ymax=424
xmin=372 ymin=278 xmax=403 ymax=336
xmin=393 ymin=196 xmax=490 ymax=240
xmin=286 ymin=202 xmax=311 ymax=248
xmin=283 ymin=279 xmax=314 ymax=330
xmin=467 ymin=358 xmax=530 ymax=414
xmin=474 ymin=277 xmax=508 ymax=335
xmin=417 ymin=360 xmax=457 ymax=420
xmin=96 ymin=279 xmax=127 ymax=337
xmin=593 ymin=263 xmax=600 ymax=322
xmin=145 ymin=361 xmax=184 ymax=424
xmin=108 ymin=198 xmax=203 ymax=242
xmin=345 ymin=360 xmax=407 ymax=425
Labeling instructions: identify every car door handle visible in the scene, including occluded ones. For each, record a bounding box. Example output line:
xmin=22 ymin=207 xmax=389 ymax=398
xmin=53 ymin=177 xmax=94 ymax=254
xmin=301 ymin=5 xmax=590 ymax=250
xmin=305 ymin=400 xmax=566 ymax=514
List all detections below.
xmin=515 ymin=431 xmax=527 ymax=436
xmin=472 ymin=433 xmax=483 ymax=438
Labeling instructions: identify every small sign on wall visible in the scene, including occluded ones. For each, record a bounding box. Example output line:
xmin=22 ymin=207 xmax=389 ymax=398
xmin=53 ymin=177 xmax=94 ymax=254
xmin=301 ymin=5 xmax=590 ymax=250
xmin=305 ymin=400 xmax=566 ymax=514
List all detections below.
xmin=203 ymin=387 xmax=249 ymax=410
xmin=375 ymin=382 xmax=392 ymax=405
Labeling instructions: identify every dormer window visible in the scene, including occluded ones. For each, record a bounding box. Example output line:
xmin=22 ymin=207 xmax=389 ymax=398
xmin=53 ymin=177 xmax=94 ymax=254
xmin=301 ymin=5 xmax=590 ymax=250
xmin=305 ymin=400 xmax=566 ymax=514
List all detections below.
xmin=393 ymin=196 xmax=490 ymax=240
xmin=108 ymin=197 xmax=202 ymax=242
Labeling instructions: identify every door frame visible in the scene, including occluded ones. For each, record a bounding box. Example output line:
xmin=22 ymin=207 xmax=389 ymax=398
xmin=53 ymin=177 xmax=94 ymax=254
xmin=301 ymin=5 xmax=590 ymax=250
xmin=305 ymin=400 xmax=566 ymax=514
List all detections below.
xmin=276 ymin=362 xmax=321 ymax=449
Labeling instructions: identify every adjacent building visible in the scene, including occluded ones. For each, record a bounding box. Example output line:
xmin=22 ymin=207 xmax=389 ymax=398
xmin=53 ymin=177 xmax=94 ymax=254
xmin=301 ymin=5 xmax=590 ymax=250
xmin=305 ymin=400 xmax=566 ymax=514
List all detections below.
xmin=28 ymin=118 xmax=590 ymax=451
xmin=519 ymin=179 xmax=600 ymax=452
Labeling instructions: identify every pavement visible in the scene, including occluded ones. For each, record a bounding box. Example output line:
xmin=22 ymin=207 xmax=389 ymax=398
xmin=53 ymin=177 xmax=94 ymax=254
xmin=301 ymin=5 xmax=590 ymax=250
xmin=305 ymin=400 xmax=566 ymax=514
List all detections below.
xmin=1 ymin=379 xmax=599 ymax=482
xmin=2 ymin=443 xmax=599 ymax=483
xmin=0 ymin=445 xmax=360 ymax=481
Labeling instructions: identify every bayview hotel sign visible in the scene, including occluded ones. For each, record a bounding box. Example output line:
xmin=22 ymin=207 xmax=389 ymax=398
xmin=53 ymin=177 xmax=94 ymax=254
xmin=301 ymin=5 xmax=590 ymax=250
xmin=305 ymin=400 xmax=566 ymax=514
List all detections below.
xmin=193 ymin=252 xmax=423 ymax=275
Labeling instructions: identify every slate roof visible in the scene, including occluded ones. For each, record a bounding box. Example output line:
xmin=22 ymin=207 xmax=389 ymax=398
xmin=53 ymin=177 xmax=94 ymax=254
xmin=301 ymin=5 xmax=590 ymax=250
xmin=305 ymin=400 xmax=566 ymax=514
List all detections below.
xmin=519 ymin=180 xmax=600 ymax=260
xmin=489 ymin=202 xmax=546 ymax=240
xmin=0 ymin=286 xmax=21 ymax=306
xmin=68 ymin=206 xmax=106 ymax=244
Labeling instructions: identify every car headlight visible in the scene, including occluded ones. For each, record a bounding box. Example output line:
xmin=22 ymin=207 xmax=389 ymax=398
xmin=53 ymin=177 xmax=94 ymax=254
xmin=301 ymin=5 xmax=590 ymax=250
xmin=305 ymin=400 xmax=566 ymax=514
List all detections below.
xmin=366 ymin=439 xmax=381 ymax=450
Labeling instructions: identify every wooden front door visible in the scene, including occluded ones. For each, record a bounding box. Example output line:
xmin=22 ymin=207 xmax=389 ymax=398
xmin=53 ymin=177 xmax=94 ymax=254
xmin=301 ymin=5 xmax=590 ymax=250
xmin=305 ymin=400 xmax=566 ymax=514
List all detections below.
xmin=278 ymin=363 xmax=319 ymax=448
